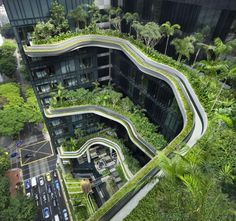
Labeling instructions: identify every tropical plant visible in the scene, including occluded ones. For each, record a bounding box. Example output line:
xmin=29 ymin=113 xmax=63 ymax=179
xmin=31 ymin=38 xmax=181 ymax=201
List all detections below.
xmin=201 ymin=37 xmax=232 ymax=61
xmin=123 ymin=12 xmax=139 ymax=35
xmin=131 ymin=21 xmax=143 ymax=40
xmin=140 ymin=22 xmax=162 ymax=48
xmin=171 ymin=35 xmax=196 ymax=62
xmin=160 ymin=21 xmax=180 ymax=55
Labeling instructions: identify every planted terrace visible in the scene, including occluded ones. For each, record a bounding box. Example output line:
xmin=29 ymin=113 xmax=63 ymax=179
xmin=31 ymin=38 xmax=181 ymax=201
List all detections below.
xmin=24 ymin=26 xmax=207 ymax=221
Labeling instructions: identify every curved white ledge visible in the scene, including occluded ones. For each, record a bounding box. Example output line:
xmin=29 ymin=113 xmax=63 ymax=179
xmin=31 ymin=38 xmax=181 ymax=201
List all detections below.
xmin=59 ymin=137 xmax=133 ymax=180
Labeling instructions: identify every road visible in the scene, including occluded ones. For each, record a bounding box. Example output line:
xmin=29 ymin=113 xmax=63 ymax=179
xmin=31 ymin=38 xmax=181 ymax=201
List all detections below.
xmin=25 ymin=170 xmax=69 ymax=221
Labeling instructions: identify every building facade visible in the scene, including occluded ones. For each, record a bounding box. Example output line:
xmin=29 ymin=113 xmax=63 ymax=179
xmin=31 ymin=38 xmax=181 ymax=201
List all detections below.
xmin=4 ymin=0 xmax=184 ymax=149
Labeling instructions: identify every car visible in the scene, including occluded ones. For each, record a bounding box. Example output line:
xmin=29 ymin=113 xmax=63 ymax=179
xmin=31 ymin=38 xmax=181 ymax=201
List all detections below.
xmin=24 ymin=179 xmax=30 ymax=190
xmin=47 ymin=185 xmax=52 ymax=194
xmin=24 ymin=153 xmax=33 ymax=159
xmin=43 ymin=207 xmax=50 ymax=219
xmin=53 ymin=170 xmax=57 ymax=178
xmin=52 ymin=199 xmax=57 ymax=207
xmin=10 ymin=152 xmax=18 ymax=158
xmin=63 ymin=209 xmax=69 ymax=221
xmin=54 ymin=180 xmax=60 ymax=190
xmin=31 ymin=177 xmax=37 ymax=188
xmin=39 ymin=176 xmax=44 ymax=186
xmin=50 ymin=192 xmax=54 ymax=199
xmin=26 ymin=192 xmax=31 ymax=198
xmin=46 ymin=172 xmax=52 ymax=182
xmin=42 ymin=192 xmax=47 ymax=203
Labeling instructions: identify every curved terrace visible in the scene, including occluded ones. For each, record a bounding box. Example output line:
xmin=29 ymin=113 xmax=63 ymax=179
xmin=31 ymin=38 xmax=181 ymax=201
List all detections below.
xmin=24 ymin=34 xmax=207 ymax=221
xmin=58 ymin=137 xmax=133 ymax=180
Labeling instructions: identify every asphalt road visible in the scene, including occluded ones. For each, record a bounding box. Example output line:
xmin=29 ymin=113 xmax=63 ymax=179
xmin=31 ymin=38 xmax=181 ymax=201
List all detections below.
xmin=25 ymin=170 xmax=69 ymax=221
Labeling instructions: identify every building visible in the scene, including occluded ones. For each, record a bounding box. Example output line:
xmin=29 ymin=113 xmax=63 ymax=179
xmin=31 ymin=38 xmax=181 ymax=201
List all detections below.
xmin=3 ymin=0 xmax=184 ymax=149
xmin=3 ymin=0 xmax=209 ymax=219
xmin=123 ymin=0 xmax=236 ymax=40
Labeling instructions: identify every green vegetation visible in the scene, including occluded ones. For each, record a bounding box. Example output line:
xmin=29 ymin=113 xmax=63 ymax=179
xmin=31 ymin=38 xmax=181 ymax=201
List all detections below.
xmin=62 ymin=175 xmax=92 ymax=221
xmin=63 ymin=130 xmax=141 ymax=175
xmin=0 ymin=149 xmax=36 ymax=221
xmin=0 ymin=83 xmax=42 ymax=137
xmin=29 ymin=3 xmax=236 ymax=220
xmin=33 ymin=0 xmax=69 ymax=42
xmin=0 ymin=23 xmax=14 ymax=39
xmin=0 ymin=40 xmax=17 ymax=78
xmin=52 ymin=84 xmax=167 ymax=150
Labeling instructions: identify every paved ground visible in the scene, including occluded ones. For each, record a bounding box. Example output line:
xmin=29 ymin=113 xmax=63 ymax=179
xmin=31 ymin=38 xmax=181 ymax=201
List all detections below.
xmin=25 ymin=170 xmax=69 ymax=221
xmin=20 ymin=140 xmax=54 ymax=166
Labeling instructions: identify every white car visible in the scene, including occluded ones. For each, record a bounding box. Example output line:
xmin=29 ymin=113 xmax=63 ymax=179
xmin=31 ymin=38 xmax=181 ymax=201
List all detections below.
xmin=26 ymin=192 xmax=31 ymax=198
xmin=63 ymin=209 xmax=69 ymax=221
xmin=39 ymin=176 xmax=44 ymax=186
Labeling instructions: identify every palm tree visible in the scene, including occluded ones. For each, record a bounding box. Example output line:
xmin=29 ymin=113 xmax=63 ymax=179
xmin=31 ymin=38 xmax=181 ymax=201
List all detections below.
xmin=171 ymin=36 xmax=196 ymax=62
xmin=201 ymin=37 xmax=232 ymax=61
xmin=123 ymin=12 xmax=139 ymax=35
xmin=131 ymin=21 xmax=143 ymax=40
xmin=160 ymin=21 xmax=180 ymax=55
xmin=50 ymin=83 xmax=67 ymax=106
xmin=192 ymin=32 xmax=204 ymax=66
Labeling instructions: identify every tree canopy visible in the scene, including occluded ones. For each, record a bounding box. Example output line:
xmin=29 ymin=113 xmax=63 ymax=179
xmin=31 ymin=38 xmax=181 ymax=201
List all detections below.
xmin=0 ymin=40 xmax=17 ymax=78
xmin=0 ymin=23 xmax=14 ymax=39
xmin=0 ymin=83 xmax=42 ymax=137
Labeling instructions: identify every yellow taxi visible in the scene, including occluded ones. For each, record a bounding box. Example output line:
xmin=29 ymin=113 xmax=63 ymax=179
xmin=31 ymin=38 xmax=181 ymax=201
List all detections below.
xmin=45 ymin=172 xmax=52 ymax=182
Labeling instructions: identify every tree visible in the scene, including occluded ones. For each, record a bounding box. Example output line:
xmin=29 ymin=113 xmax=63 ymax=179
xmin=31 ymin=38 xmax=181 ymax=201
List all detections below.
xmin=0 ymin=40 xmax=17 ymax=78
xmin=123 ymin=12 xmax=139 ymax=35
xmin=111 ymin=16 xmax=122 ymax=32
xmin=33 ymin=21 xmax=55 ymax=43
xmin=201 ymin=37 xmax=232 ymax=61
xmin=69 ymin=5 xmax=88 ymax=29
xmin=131 ymin=21 xmax=143 ymax=40
xmin=0 ymin=149 xmax=10 ymax=176
xmin=171 ymin=36 xmax=196 ymax=62
xmin=49 ymin=0 xmax=69 ymax=34
xmin=140 ymin=22 xmax=162 ymax=48
xmin=1 ymin=193 xmax=37 ymax=221
xmin=192 ymin=32 xmax=204 ymax=66
xmin=160 ymin=21 xmax=180 ymax=55
xmin=0 ymin=23 xmax=14 ymax=39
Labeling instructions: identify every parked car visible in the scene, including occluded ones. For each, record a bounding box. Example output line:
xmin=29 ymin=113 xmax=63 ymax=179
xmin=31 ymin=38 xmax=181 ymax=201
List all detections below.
xmin=43 ymin=207 xmax=50 ymax=219
xmin=24 ymin=179 xmax=30 ymax=190
xmin=46 ymin=172 xmax=52 ymax=182
xmin=53 ymin=199 xmax=57 ymax=207
xmin=50 ymin=192 xmax=54 ymax=199
xmin=10 ymin=152 xmax=18 ymax=158
xmin=47 ymin=185 xmax=52 ymax=194
xmin=26 ymin=192 xmax=31 ymax=198
xmin=42 ymin=192 xmax=47 ymax=203
xmin=31 ymin=177 xmax=37 ymax=188
xmin=39 ymin=176 xmax=44 ymax=186
xmin=63 ymin=209 xmax=69 ymax=221
xmin=54 ymin=180 xmax=60 ymax=190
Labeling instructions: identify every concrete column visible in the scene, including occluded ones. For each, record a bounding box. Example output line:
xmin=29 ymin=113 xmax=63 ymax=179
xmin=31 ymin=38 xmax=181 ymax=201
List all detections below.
xmin=110 ymin=148 xmax=113 ymax=157
xmin=87 ymin=150 xmax=91 ymax=163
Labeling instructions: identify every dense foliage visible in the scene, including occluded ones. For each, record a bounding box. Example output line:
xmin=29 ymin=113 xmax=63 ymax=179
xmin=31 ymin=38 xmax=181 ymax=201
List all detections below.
xmin=30 ymin=3 xmax=236 ymax=220
xmin=51 ymin=84 xmax=167 ymax=150
xmin=0 ymin=149 xmax=36 ymax=220
xmin=0 ymin=40 xmax=17 ymax=78
xmin=0 ymin=23 xmax=14 ymax=39
xmin=63 ymin=130 xmax=141 ymax=174
xmin=0 ymin=83 xmax=42 ymax=137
